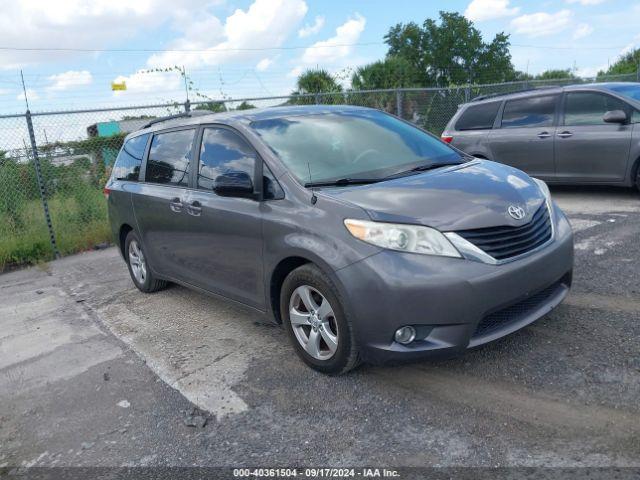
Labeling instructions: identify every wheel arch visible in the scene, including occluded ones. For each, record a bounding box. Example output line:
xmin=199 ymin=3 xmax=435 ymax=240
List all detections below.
xmin=269 ymin=256 xmax=312 ymax=324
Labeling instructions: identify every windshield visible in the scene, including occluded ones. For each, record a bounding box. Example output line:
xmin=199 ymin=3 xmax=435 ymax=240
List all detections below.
xmin=607 ymin=84 xmax=640 ymax=102
xmin=251 ymin=110 xmax=462 ymax=185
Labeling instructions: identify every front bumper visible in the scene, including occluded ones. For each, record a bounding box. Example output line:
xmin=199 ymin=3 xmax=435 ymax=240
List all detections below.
xmin=334 ymin=207 xmax=574 ymax=364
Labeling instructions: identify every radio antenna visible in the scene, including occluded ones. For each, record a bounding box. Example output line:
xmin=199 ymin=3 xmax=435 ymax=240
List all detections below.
xmin=307 ymin=161 xmax=317 ymax=205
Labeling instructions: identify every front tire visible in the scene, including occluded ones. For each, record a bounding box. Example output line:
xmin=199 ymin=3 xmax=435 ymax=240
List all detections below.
xmin=124 ymin=230 xmax=167 ymax=293
xmin=280 ymin=264 xmax=360 ymax=375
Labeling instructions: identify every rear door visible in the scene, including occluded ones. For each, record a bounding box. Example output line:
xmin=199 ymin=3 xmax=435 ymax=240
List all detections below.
xmin=447 ymin=101 xmax=501 ymax=156
xmin=133 ymin=127 xmax=197 ymax=282
xmin=486 ymin=94 xmax=559 ymax=179
xmin=180 ymin=125 xmax=265 ymax=309
xmin=555 ymin=91 xmax=632 ymax=182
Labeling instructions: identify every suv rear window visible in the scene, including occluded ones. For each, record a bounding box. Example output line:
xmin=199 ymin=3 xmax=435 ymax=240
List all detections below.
xmin=501 ymin=95 xmax=557 ymax=128
xmin=112 ymin=134 xmax=149 ymax=181
xmin=455 ymin=102 xmax=500 ymax=131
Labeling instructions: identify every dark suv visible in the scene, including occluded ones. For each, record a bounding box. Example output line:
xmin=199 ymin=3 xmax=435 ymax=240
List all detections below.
xmin=106 ymin=106 xmax=573 ymax=374
xmin=441 ymin=83 xmax=640 ymax=189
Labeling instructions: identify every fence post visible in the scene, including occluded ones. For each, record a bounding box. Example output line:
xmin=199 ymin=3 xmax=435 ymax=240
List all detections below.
xmin=396 ymin=89 xmax=403 ymax=118
xmin=25 ymin=110 xmax=59 ymax=259
xmin=184 ymin=99 xmax=191 ymax=112
xmin=314 ymin=93 xmax=320 ymax=105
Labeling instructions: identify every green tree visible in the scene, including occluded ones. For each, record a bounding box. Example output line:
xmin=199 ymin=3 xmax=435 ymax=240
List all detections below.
xmin=294 ymin=69 xmax=342 ymax=94
xmin=194 ymin=102 xmax=227 ymax=113
xmin=384 ymin=11 xmax=515 ymax=87
xmin=351 ymin=57 xmax=420 ymax=90
xmin=235 ymin=101 xmax=256 ymax=110
xmin=535 ymin=69 xmax=577 ymax=80
xmin=599 ymin=48 xmax=640 ymax=76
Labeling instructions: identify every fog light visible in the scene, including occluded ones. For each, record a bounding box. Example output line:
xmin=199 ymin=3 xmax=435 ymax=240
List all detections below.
xmin=394 ymin=326 xmax=416 ymax=344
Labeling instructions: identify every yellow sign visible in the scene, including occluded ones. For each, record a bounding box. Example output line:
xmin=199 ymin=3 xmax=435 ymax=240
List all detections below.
xmin=111 ymin=81 xmax=127 ymax=91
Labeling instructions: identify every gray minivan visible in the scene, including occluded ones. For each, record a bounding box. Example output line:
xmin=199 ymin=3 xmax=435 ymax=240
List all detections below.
xmin=106 ymin=106 xmax=574 ymax=374
xmin=442 ymin=83 xmax=640 ymax=189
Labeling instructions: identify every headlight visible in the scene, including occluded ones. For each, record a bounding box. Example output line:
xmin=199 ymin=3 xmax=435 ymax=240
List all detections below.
xmin=344 ymin=219 xmax=461 ymax=258
xmin=533 ymin=177 xmax=554 ymax=217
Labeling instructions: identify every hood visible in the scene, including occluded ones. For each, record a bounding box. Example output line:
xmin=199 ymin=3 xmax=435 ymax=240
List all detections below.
xmin=319 ymin=160 xmax=547 ymax=232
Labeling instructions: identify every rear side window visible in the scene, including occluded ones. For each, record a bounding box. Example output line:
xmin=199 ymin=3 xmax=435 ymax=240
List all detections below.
xmin=564 ymin=92 xmax=629 ymax=126
xmin=501 ymin=95 xmax=557 ymax=128
xmin=146 ymin=129 xmax=195 ymax=186
xmin=198 ymin=128 xmax=256 ymax=191
xmin=112 ymin=134 xmax=148 ymax=181
xmin=455 ymin=102 xmax=500 ymax=131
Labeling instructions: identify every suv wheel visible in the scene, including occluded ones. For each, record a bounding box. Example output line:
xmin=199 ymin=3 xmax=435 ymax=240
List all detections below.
xmin=125 ymin=230 xmax=167 ymax=293
xmin=281 ymin=264 xmax=360 ymax=375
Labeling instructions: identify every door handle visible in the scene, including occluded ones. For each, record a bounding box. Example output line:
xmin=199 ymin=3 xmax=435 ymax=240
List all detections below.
xmin=557 ymin=131 xmax=573 ymax=138
xmin=186 ymin=201 xmax=202 ymax=217
xmin=169 ymin=197 xmax=183 ymax=213
xmin=537 ymin=132 xmax=551 ymax=139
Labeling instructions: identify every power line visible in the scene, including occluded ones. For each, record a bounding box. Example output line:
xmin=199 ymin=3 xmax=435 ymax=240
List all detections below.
xmin=0 ymin=42 xmax=385 ymax=54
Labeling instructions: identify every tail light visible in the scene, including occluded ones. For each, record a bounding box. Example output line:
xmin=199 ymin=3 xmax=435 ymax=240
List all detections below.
xmin=441 ymin=135 xmax=453 ymax=144
xmin=103 ymin=187 xmax=111 ymax=200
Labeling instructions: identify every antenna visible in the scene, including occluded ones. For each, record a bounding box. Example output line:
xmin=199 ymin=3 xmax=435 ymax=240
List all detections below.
xmin=307 ymin=161 xmax=317 ymax=205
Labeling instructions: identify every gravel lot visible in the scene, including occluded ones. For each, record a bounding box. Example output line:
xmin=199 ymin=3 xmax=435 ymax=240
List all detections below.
xmin=1 ymin=186 xmax=639 ymax=471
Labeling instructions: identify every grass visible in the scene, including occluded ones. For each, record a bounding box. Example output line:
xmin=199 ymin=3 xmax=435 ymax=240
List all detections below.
xmin=0 ymin=188 xmax=113 ymax=271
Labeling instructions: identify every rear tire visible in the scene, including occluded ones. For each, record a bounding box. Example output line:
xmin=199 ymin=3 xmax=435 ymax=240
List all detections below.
xmin=280 ymin=264 xmax=360 ymax=375
xmin=124 ymin=230 xmax=167 ymax=293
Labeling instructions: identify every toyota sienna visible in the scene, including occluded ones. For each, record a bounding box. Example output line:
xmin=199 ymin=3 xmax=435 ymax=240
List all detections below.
xmin=106 ymin=106 xmax=574 ymax=374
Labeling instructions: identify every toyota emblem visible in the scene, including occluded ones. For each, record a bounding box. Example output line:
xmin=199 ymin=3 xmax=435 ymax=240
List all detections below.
xmin=508 ymin=205 xmax=526 ymax=220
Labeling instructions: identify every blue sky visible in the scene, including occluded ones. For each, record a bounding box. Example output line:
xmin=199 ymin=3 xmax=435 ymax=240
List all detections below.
xmin=0 ymin=0 xmax=639 ymax=114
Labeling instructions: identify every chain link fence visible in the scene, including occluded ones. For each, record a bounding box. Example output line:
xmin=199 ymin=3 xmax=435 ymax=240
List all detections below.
xmin=1 ymin=71 xmax=638 ymax=270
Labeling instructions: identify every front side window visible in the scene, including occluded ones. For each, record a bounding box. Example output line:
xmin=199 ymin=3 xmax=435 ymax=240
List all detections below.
xmin=251 ymin=110 xmax=462 ymax=185
xmin=564 ymin=92 xmax=629 ymax=126
xmin=633 ymin=109 xmax=640 ymax=124
xmin=501 ymin=95 xmax=557 ymax=128
xmin=198 ymin=128 xmax=256 ymax=191
xmin=112 ymin=134 xmax=148 ymax=181
xmin=146 ymin=129 xmax=195 ymax=186
xmin=455 ymin=102 xmax=500 ymax=131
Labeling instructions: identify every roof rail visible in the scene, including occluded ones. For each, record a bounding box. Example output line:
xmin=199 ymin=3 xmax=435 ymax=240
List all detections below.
xmin=141 ymin=110 xmax=213 ymax=129
xmin=470 ymin=85 xmax=560 ymax=103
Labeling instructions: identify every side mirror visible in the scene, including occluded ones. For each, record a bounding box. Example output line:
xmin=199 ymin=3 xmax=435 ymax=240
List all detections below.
xmin=214 ymin=171 xmax=255 ymax=198
xmin=603 ymin=110 xmax=628 ymax=124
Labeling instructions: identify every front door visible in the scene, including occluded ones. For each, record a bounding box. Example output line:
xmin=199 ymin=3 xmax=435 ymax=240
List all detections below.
xmin=555 ymin=91 xmax=632 ymax=182
xmin=486 ymin=94 xmax=559 ymax=180
xmin=182 ymin=126 xmax=265 ymax=309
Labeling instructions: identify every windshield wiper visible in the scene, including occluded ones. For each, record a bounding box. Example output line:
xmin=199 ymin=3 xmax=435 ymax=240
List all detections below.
xmin=384 ymin=161 xmax=461 ymax=179
xmin=304 ymin=177 xmax=381 ymax=188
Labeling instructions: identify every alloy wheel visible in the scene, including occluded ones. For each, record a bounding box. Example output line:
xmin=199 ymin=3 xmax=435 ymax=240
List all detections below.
xmin=288 ymin=285 xmax=339 ymax=360
xmin=128 ymin=240 xmax=147 ymax=284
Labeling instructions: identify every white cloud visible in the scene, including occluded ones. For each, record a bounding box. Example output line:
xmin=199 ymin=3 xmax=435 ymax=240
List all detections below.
xmin=47 ymin=70 xmax=93 ymax=91
xmin=566 ymin=0 xmax=606 ymax=5
xmin=573 ymin=23 xmax=594 ymax=39
xmin=256 ymin=58 xmax=274 ymax=71
xmin=510 ymin=10 xmax=572 ymax=37
xmin=300 ymin=14 xmax=366 ymax=65
xmin=0 ymin=0 xmax=209 ymax=68
xmin=147 ymin=0 xmax=308 ymax=69
xmin=111 ymin=70 xmax=182 ymax=99
xmin=464 ymin=0 xmax=519 ymax=22
xmin=575 ymin=64 xmax=606 ymax=77
xmin=298 ymin=15 xmax=325 ymax=37
xmin=17 ymin=88 xmax=39 ymax=102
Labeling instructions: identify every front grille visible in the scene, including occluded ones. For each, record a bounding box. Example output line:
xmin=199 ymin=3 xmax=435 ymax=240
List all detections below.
xmin=473 ymin=281 xmax=562 ymax=338
xmin=455 ymin=204 xmax=552 ymax=261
